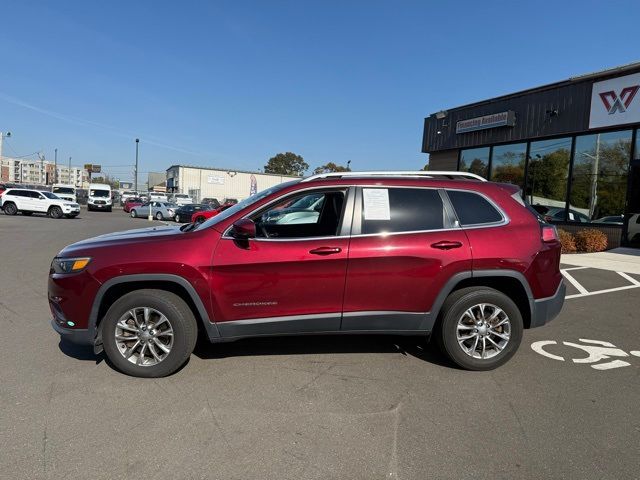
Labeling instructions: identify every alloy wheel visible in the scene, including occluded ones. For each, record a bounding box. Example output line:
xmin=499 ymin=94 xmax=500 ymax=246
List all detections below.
xmin=456 ymin=303 xmax=511 ymax=360
xmin=114 ymin=307 xmax=174 ymax=366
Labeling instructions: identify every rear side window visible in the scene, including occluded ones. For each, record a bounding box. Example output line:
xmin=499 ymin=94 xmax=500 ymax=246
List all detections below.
xmin=447 ymin=190 xmax=503 ymax=226
xmin=361 ymin=188 xmax=445 ymax=234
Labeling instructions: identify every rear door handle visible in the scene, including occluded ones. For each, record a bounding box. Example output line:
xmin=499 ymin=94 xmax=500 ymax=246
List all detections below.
xmin=431 ymin=240 xmax=463 ymax=250
xmin=309 ymin=247 xmax=342 ymax=255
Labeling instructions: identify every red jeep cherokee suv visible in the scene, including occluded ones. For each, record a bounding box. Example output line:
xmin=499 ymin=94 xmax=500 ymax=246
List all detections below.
xmin=49 ymin=171 xmax=565 ymax=377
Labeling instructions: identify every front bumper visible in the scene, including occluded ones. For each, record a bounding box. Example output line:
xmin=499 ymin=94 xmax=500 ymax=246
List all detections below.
xmin=51 ymin=319 xmax=94 ymax=345
xmin=89 ymin=203 xmax=111 ymax=209
xmin=530 ymin=281 xmax=566 ymax=328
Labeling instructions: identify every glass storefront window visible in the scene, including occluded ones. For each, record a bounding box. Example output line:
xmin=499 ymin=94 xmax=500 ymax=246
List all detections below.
xmin=490 ymin=143 xmax=526 ymax=187
xmin=570 ymin=130 xmax=631 ymax=223
xmin=526 ymin=138 xmax=572 ymax=222
xmin=459 ymin=147 xmax=489 ymax=178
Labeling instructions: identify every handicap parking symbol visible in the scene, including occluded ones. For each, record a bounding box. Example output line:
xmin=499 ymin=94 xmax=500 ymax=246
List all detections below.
xmin=531 ymin=339 xmax=640 ymax=370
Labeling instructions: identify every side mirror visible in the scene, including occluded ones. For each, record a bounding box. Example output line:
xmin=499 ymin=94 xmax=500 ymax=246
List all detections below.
xmin=231 ymin=218 xmax=256 ymax=239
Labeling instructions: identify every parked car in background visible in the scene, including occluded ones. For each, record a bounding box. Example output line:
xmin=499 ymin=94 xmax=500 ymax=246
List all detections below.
xmin=49 ymin=171 xmax=564 ymax=377
xmin=191 ymin=201 xmax=236 ymax=223
xmin=87 ymin=184 xmax=113 ymax=212
xmin=148 ymin=192 xmax=168 ymax=202
xmin=593 ymin=215 xmax=624 ymax=225
xmin=52 ymin=184 xmax=77 ymax=203
xmin=173 ymin=204 xmax=212 ymax=223
xmin=174 ymin=193 xmax=193 ymax=206
xmin=120 ymin=191 xmax=139 ymax=204
xmin=201 ymin=197 xmax=220 ymax=208
xmin=123 ymin=197 xmax=144 ymax=213
xmin=531 ymin=205 xmax=591 ymax=223
xmin=130 ymin=201 xmax=177 ymax=220
xmin=1 ymin=188 xmax=80 ymax=218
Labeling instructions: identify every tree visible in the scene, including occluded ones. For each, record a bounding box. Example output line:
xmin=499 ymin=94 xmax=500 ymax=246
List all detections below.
xmin=264 ymin=152 xmax=308 ymax=176
xmin=90 ymin=174 xmax=120 ymax=189
xmin=313 ymin=162 xmax=351 ymax=175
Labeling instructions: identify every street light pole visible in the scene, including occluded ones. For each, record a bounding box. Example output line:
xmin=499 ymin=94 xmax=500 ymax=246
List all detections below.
xmin=134 ymin=138 xmax=139 ymax=193
xmin=54 ymin=148 xmax=57 ymax=184
xmin=68 ymin=157 xmax=72 ymax=185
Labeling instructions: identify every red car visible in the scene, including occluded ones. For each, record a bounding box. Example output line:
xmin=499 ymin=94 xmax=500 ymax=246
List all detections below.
xmin=49 ymin=171 xmax=565 ymax=377
xmin=191 ymin=201 xmax=236 ymax=223
xmin=122 ymin=197 xmax=144 ymax=213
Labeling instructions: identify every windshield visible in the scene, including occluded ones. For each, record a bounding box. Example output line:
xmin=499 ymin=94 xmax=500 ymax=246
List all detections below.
xmin=41 ymin=191 xmax=60 ymax=199
xmin=197 ymin=180 xmax=300 ymax=230
xmin=175 ymin=194 xmax=188 ymax=198
xmin=53 ymin=187 xmax=74 ymax=195
xmin=91 ymin=189 xmax=110 ymax=197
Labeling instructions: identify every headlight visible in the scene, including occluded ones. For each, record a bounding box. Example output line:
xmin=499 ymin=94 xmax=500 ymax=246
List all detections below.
xmin=50 ymin=257 xmax=92 ymax=274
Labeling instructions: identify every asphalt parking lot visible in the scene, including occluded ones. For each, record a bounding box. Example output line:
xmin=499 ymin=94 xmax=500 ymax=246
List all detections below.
xmin=1 ymin=210 xmax=639 ymax=480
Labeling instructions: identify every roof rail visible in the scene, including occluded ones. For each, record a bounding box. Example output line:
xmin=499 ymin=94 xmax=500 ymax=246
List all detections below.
xmin=301 ymin=170 xmax=487 ymax=182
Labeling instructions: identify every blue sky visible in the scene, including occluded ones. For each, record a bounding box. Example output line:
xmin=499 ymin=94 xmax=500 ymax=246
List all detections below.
xmin=1 ymin=0 xmax=639 ymax=181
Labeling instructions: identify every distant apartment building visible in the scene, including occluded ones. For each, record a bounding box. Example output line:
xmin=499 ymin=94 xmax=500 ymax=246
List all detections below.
xmin=0 ymin=157 xmax=89 ymax=187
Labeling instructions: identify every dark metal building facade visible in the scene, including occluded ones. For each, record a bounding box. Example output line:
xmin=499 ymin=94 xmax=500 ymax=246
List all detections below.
xmin=422 ymin=62 xmax=640 ymax=248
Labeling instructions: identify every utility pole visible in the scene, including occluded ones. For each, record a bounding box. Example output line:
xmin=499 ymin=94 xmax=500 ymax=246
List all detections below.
xmin=134 ymin=138 xmax=139 ymax=193
xmin=54 ymin=149 xmax=58 ymax=184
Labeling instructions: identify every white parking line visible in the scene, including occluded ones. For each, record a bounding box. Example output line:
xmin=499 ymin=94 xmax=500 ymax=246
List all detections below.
xmin=561 ymin=269 xmax=589 ymax=295
xmin=560 ymin=266 xmax=590 ymax=271
xmin=565 ymin=284 xmax=640 ymax=299
xmin=617 ymin=271 xmax=640 ymax=286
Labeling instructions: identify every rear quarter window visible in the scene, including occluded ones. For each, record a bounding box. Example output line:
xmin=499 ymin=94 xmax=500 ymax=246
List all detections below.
xmin=447 ymin=190 xmax=503 ymax=226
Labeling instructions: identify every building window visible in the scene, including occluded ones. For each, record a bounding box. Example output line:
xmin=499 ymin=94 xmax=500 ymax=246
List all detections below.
xmin=569 ymin=130 xmax=631 ymax=223
xmin=490 ymin=143 xmax=526 ymax=187
xmin=526 ymin=137 xmax=572 ymax=222
xmin=459 ymin=147 xmax=489 ymax=178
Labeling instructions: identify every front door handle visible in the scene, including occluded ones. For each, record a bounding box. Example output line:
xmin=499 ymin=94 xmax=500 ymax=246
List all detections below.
xmin=431 ymin=240 xmax=463 ymax=250
xmin=309 ymin=247 xmax=342 ymax=255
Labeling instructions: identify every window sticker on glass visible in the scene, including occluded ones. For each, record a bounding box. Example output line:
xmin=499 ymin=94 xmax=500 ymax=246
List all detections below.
xmin=363 ymin=188 xmax=391 ymax=220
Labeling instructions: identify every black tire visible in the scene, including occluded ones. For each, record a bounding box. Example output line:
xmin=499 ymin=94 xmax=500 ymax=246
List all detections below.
xmin=87 ymin=205 xmax=93 ymax=212
xmin=49 ymin=206 xmax=63 ymax=219
xmin=435 ymin=287 xmax=523 ymax=371
xmin=130 ymin=209 xmax=137 ymax=218
xmin=3 ymin=202 xmax=17 ymax=215
xmin=174 ymin=214 xmax=181 ymax=223
xmin=107 ymin=206 xmax=112 ymax=212
xmin=101 ymin=289 xmax=198 ymax=377
xmin=155 ymin=211 xmax=163 ymax=221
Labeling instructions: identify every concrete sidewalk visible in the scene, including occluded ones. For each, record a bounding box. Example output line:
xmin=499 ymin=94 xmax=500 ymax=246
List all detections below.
xmin=561 ymin=247 xmax=640 ymax=274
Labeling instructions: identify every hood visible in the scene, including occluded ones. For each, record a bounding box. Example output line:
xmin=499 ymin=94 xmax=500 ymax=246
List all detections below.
xmin=60 ymin=224 xmax=183 ymax=255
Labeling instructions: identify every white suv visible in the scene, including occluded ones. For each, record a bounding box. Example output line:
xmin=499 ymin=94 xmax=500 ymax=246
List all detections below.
xmin=173 ymin=193 xmax=193 ymax=205
xmin=1 ymin=188 xmax=81 ymax=219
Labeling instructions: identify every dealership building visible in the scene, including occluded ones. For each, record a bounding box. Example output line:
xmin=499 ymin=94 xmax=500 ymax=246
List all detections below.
xmin=423 ymin=62 xmax=640 ymax=248
xmin=165 ymin=165 xmax=299 ymax=202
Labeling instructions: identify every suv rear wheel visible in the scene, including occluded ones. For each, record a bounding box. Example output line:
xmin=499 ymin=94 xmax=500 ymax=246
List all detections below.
xmin=3 ymin=202 xmax=17 ymax=215
xmin=436 ymin=287 xmax=523 ymax=371
xmin=102 ymin=289 xmax=198 ymax=377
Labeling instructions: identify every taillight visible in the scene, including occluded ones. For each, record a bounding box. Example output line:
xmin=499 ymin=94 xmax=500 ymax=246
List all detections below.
xmin=541 ymin=225 xmax=559 ymax=243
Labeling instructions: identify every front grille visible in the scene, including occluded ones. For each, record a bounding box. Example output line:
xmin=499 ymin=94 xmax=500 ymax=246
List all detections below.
xmin=94 ymin=200 xmax=106 ymax=205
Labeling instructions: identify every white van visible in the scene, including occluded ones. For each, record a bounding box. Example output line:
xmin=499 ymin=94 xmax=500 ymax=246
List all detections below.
xmin=52 ymin=184 xmax=77 ymax=203
xmin=88 ymin=183 xmax=113 ymax=212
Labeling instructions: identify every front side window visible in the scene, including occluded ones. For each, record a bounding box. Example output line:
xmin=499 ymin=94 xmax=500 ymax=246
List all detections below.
xmin=490 ymin=143 xmax=527 ymax=187
xmin=447 ymin=190 xmax=503 ymax=226
xmin=252 ymin=190 xmax=345 ymax=238
xmin=360 ymin=188 xmax=445 ymax=235
xmin=41 ymin=191 xmax=59 ymax=199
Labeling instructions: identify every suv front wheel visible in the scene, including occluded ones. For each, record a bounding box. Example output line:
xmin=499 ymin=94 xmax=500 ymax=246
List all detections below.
xmin=102 ymin=289 xmax=198 ymax=377
xmin=436 ymin=287 xmax=523 ymax=371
